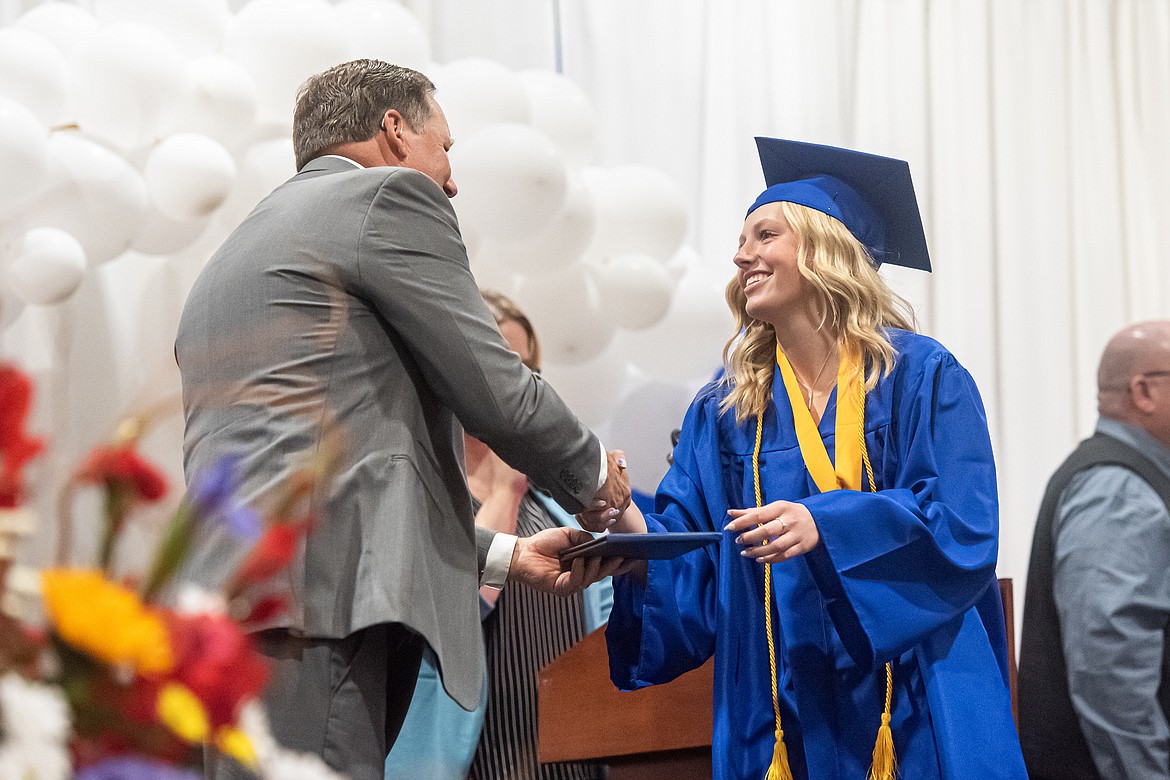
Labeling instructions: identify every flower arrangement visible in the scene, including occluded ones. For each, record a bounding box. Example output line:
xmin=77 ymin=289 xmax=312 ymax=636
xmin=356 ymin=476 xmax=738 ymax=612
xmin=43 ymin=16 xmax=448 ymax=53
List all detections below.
xmin=0 ymin=362 xmax=345 ymax=780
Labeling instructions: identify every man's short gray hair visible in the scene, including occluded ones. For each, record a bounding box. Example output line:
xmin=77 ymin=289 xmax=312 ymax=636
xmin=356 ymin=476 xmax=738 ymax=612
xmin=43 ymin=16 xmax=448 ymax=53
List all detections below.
xmin=292 ymin=59 xmax=436 ymax=170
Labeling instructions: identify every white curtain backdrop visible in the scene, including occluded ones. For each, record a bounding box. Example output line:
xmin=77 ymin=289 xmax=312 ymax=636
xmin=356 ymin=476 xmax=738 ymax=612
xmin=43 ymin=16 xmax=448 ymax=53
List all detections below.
xmin=2 ymin=0 xmax=1168 ymax=624
xmin=417 ymin=0 xmax=1170 ymax=587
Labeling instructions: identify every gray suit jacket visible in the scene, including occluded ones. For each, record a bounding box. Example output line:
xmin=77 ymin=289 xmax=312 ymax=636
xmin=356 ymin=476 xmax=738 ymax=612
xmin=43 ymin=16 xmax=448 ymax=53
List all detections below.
xmin=174 ymin=156 xmax=600 ymax=708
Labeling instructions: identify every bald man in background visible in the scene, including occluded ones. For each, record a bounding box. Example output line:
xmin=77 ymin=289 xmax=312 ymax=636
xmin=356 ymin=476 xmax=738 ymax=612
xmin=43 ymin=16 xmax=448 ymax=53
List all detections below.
xmin=1020 ymin=321 xmax=1170 ymax=779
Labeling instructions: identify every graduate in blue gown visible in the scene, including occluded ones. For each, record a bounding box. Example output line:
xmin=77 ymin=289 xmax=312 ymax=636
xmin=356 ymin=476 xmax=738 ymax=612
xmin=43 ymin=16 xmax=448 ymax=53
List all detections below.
xmin=601 ymin=139 xmax=1026 ymax=779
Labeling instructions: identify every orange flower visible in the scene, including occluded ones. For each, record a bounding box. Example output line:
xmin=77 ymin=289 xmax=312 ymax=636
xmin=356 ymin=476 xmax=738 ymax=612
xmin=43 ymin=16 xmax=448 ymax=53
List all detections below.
xmin=41 ymin=569 xmax=173 ymax=674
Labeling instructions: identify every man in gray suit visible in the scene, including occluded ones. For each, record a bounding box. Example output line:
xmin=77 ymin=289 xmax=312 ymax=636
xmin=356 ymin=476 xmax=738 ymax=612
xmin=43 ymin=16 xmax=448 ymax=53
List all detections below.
xmin=175 ymin=60 xmax=629 ymax=779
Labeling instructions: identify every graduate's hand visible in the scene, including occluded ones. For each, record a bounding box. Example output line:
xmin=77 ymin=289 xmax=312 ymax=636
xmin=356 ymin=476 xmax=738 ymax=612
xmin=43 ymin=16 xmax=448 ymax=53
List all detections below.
xmin=509 ymin=527 xmax=626 ymax=597
xmin=578 ymin=449 xmax=631 ymax=532
xmin=725 ymin=501 xmax=820 ymax=564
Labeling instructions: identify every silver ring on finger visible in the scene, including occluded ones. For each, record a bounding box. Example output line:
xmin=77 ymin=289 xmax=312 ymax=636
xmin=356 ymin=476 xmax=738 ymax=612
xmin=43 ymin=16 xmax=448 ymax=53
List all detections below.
xmin=778 ymin=519 xmax=790 ymax=534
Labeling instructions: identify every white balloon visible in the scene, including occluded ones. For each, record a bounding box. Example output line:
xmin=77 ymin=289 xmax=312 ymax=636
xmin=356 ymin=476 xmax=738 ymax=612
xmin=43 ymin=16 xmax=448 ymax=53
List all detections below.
xmin=517 ymin=70 xmax=596 ymax=166
xmin=214 ymin=137 xmax=296 ymax=231
xmin=663 ymin=243 xmax=704 ymax=281
xmin=131 ymin=206 xmax=211 ymax=256
xmin=434 ymin=58 xmax=530 ymax=140
xmin=0 ymin=29 xmax=71 ymax=127
xmin=539 ymin=340 xmax=631 ymax=428
xmin=162 ymin=57 xmax=259 ymax=147
xmin=0 ymin=285 xmax=26 ymax=331
xmin=468 ymin=257 xmax=519 ymax=300
xmin=0 ymin=98 xmax=50 ymax=216
xmin=589 ymin=253 xmax=676 ymax=330
xmin=450 ymin=123 xmax=568 ymax=241
xmin=92 ymin=0 xmax=232 ymax=58
xmin=145 ymin=133 xmax=237 ymax=220
xmin=473 ymin=173 xmax=595 ymax=276
xmin=337 ymin=0 xmax=430 ymax=68
xmin=226 ymin=0 xmax=349 ymax=125
xmin=461 ymin=223 xmax=482 ymax=262
xmin=581 ymin=165 xmax=689 ymax=261
xmin=622 ymin=265 xmax=734 ymax=383
xmin=513 ymin=265 xmax=615 ymax=366
xmin=72 ymin=22 xmax=184 ymax=150
xmin=14 ymin=3 xmax=100 ymax=58
xmin=607 ymin=380 xmax=698 ymax=494
xmin=4 ymin=227 xmax=87 ymax=305
xmin=226 ymin=120 xmax=294 ymax=159
xmin=17 ymin=133 xmax=148 ymax=265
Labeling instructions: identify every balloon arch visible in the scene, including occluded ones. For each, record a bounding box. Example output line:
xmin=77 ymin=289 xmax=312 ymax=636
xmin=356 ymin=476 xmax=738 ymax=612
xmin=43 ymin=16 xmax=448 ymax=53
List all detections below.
xmin=0 ymin=0 xmax=735 ymax=497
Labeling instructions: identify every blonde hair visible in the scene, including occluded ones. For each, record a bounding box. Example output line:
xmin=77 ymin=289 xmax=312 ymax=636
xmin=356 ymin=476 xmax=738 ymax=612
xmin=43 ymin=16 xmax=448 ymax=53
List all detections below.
xmin=720 ymin=201 xmax=917 ymax=423
xmin=480 ymin=289 xmax=542 ymax=372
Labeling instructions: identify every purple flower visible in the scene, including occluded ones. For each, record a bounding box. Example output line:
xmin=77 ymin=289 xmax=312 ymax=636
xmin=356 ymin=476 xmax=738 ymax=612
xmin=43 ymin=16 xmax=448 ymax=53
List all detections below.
xmin=189 ymin=456 xmax=261 ymax=543
xmin=189 ymin=455 xmax=242 ymax=516
xmin=75 ymin=757 xmax=203 ymax=780
xmin=222 ymin=503 xmax=262 ymax=543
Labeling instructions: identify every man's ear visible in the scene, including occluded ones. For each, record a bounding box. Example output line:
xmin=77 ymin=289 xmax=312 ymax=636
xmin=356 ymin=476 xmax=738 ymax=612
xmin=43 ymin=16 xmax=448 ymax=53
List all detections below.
xmin=1131 ymin=376 xmax=1158 ymax=414
xmin=382 ymin=109 xmax=408 ymax=159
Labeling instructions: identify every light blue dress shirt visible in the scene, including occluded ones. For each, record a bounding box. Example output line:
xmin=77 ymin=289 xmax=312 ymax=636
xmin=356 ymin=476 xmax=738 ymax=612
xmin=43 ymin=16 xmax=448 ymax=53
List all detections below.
xmin=1053 ymin=418 xmax=1170 ymax=779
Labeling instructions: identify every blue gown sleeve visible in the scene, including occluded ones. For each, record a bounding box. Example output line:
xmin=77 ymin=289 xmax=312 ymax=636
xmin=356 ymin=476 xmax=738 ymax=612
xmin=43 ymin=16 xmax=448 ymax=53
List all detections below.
xmin=801 ymin=350 xmax=1000 ymax=669
xmin=606 ymin=397 xmax=722 ymax=690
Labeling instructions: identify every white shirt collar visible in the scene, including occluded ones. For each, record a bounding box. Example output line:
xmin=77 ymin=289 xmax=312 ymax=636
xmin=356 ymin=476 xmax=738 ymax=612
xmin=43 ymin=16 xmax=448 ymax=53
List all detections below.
xmin=319 ymin=154 xmax=364 ymax=169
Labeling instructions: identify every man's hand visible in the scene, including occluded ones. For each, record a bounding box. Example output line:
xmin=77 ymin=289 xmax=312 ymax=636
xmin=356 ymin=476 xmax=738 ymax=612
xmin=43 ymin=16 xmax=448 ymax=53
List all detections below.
xmin=508 ymin=527 xmax=624 ymax=597
xmin=577 ymin=449 xmax=630 ymax=532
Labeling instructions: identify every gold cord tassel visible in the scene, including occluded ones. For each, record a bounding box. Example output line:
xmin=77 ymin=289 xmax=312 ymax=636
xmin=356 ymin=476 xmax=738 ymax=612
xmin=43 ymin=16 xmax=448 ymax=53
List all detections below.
xmin=755 ymin=413 xmax=794 ymax=780
xmin=866 ymin=662 xmax=897 ymax=779
xmin=766 ymin=726 xmax=795 ymax=780
xmin=755 ymin=365 xmax=899 ymax=780
xmin=861 ymin=387 xmax=897 ymax=780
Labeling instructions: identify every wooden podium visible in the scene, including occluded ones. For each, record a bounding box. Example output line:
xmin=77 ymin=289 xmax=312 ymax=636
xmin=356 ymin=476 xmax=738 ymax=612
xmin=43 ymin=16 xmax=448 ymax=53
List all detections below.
xmin=537 ymin=626 xmax=714 ymax=779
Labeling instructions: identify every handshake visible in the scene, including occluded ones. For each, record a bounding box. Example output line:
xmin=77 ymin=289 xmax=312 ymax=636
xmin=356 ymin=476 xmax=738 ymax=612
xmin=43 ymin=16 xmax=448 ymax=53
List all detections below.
xmin=506 ymin=449 xmax=647 ymax=597
xmin=580 ymin=448 xmax=633 ymax=532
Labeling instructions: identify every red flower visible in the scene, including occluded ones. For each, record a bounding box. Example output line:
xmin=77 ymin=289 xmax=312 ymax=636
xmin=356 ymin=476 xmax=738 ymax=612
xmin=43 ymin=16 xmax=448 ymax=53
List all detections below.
xmin=0 ymin=364 xmax=45 ymax=508
xmin=77 ymin=445 xmax=168 ymax=503
xmin=163 ymin=611 xmax=269 ymax=728
xmin=68 ymin=673 xmax=193 ymax=766
xmin=238 ymin=595 xmax=288 ymax=628
xmin=230 ymin=521 xmax=304 ymax=590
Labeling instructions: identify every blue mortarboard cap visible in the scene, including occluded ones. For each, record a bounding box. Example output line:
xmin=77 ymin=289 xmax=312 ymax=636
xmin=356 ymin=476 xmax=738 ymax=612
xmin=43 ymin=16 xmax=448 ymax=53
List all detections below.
xmin=748 ymin=138 xmax=931 ymax=272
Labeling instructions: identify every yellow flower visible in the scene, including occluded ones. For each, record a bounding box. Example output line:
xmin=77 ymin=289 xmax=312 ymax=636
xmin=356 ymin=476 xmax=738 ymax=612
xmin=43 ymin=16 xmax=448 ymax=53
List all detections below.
xmin=215 ymin=726 xmax=258 ymax=769
xmin=40 ymin=569 xmax=173 ymax=674
xmin=157 ymin=682 xmax=209 ymax=743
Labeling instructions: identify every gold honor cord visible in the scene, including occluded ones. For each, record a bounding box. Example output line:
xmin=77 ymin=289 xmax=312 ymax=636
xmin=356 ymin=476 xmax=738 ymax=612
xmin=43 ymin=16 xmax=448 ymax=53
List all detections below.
xmin=757 ymin=345 xmax=896 ymax=780
xmin=754 ymin=413 xmax=792 ymax=780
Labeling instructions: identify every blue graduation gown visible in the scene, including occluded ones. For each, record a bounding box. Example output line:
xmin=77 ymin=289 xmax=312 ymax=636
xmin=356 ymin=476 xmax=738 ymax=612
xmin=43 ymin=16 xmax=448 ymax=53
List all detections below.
xmin=606 ymin=331 xmax=1026 ymax=779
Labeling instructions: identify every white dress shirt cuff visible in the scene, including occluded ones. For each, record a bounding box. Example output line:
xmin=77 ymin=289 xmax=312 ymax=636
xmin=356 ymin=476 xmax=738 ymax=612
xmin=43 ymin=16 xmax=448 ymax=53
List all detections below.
xmin=481 ymin=532 xmax=517 ymax=589
xmin=597 ymin=440 xmax=608 ymax=491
